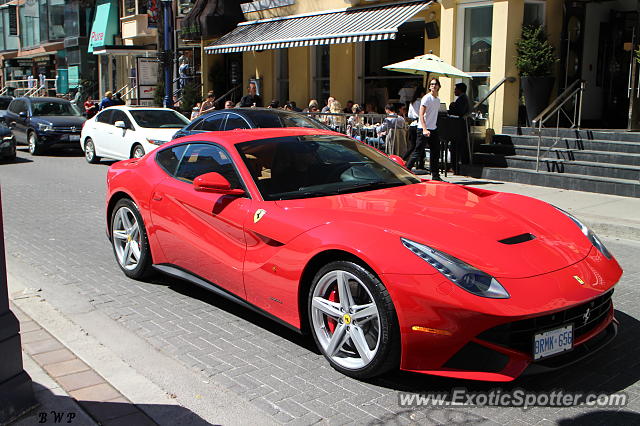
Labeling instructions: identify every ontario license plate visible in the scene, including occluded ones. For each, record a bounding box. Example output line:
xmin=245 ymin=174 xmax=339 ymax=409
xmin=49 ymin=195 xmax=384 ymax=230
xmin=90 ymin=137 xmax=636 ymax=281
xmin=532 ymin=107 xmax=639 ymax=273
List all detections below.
xmin=533 ymin=324 xmax=573 ymax=360
xmin=70 ymin=135 xmax=80 ymax=141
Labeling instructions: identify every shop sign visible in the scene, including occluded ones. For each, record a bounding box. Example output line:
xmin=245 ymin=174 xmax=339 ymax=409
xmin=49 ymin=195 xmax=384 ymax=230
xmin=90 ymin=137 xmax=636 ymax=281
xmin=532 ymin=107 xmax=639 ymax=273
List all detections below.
xmin=137 ymin=57 xmax=158 ymax=85
xmin=6 ymin=59 xmax=33 ymax=67
xmin=138 ymin=85 xmax=157 ymax=100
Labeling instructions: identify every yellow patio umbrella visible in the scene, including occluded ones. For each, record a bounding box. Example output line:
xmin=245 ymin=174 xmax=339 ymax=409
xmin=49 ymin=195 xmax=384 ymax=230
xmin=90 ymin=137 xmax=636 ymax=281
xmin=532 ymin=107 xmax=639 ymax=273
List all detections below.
xmin=383 ymin=53 xmax=472 ymax=79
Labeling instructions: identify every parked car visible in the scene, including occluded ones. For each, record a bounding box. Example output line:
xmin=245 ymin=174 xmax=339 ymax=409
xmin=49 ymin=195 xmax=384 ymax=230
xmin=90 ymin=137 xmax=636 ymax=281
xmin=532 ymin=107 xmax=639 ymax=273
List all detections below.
xmin=0 ymin=123 xmax=16 ymax=162
xmin=81 ymin=106 xmax=190 ymax=163
xmin=106 ymin=127 xmax=622 ymax=381
xmin=5 ymin=97 xmax=86 ymax=155
xmin=172 ymin=107 xmax=329 ymax=139
xmin=0 ymin=96 xmax=14 ymax=124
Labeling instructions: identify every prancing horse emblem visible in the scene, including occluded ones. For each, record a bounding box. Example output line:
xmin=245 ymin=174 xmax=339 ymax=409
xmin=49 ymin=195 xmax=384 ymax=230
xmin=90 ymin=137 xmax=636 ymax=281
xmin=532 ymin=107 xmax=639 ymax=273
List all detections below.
xmin=583 ymin=308 xmax=591 ymax=325
xmin=573 ymin=275 xmax=585 ymax=285
xmin=253 ymin=209 xmax=267 ymax=223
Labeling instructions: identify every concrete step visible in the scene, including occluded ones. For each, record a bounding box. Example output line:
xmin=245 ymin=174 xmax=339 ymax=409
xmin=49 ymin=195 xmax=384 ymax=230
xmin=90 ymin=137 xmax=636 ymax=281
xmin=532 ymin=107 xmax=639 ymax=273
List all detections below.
xmin=461 ymin=165 xmax=640 ymax=198
xmin=473 ymin=153 xmax=640 ymax=181
xmin=476 ymin=144 xmax=640 ymax=166
xmin=492 ymin=134 xmax=640 ymax=154
xmin=502 ymin=126 xmax=640 ymax=143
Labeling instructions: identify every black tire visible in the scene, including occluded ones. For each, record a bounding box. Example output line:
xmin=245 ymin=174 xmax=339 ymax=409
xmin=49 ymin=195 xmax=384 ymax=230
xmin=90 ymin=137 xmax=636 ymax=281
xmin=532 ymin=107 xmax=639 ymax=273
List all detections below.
xmin=84 ymin=138 xmax=100 ymax=164
xmin=110 ymin=198 xmax=153 ymax=280
xmin=132 ymin=144 xmax=145 ymax=159
xmin=28 ymin=131 xmax=43 ymax=155
xmin=308 ymin=260 xmax=400 ymax=379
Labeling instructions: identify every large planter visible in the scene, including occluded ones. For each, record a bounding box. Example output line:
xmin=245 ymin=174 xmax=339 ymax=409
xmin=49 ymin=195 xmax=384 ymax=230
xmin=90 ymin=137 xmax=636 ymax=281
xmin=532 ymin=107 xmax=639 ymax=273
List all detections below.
xmin=521 ymin=76 xmax=555 ymax=125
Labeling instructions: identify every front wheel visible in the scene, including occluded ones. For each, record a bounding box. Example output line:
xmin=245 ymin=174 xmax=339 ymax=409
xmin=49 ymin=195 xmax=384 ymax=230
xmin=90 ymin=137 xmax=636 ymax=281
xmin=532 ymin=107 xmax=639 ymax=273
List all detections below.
xmin=28 ymin=131 xmax=43 ymax=155
xmin=84 ymin=138 xmax=100 ymax=164
xmin=111 ymin=198 xmax=153 ymax=279
xmin=308 ymin=261 xmax=400 ymax=379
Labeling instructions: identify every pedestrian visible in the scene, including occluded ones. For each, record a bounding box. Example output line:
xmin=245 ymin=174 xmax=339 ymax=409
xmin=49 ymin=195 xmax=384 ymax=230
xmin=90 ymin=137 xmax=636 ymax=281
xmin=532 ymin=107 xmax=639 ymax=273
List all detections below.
xmin=321 ymin=96 xmax=335 ymax=113
xmin=406 ymin=78 xmax=442 ymax=181
xmin=112 ymin=92 xmax=126 ymax=105
xmin=239 ymin=81 xmax=263 ymax=107
xmin=343 ymin=100 xmax=354 ymax=114
xmin=448 ymin=82 xmax=471 ymax=117
xmin=199 ymin=93 xmax=216 ymax=116
xmin=84 ymin=95 xmax=97 ymax=118
xmin=305 ymin=99 xmax=319 ymax=113
xmin=27 ymin=74 xmax=35 ymax=89
xmin=98 ymin=91 xmax=114 ymax=110
xmin=224 ymin=100 xmax=234 ymax=109
xmin=268 ymin=99 xmax=280 ymax=109
xmin=190 ymin=102 xmax=201 ymax=120
xmin=404 ymin=86 xmax=425 ymax=161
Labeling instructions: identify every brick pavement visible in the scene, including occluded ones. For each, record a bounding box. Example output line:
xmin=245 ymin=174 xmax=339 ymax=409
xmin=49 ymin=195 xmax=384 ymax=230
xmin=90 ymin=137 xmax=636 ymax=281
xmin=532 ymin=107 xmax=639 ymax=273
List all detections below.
xmin=2 ymin=152 xmax=640 ymax=424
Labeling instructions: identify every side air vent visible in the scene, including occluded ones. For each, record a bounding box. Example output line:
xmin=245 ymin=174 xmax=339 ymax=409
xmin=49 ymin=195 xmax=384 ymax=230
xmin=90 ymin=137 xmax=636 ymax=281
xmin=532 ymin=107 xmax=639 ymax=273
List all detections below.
xmin=498 ymin=233 xmax=536 ymax=245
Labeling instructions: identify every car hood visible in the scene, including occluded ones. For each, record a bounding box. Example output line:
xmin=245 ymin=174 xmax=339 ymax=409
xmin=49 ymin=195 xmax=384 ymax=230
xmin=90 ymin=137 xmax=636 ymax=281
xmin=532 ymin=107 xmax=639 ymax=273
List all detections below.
xmin=268 ymin=182 xmax=593 ymax=279
xmin=139 ymin=128 xmax=182 ymax=143
xmin=34 ymin=116 xmax=86 ymax=127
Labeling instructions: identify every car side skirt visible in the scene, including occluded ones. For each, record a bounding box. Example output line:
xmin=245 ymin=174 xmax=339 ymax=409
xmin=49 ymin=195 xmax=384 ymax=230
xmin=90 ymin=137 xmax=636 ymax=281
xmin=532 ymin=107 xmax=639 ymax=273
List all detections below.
xmin=153 ymin=263 xmax=303 ymax=335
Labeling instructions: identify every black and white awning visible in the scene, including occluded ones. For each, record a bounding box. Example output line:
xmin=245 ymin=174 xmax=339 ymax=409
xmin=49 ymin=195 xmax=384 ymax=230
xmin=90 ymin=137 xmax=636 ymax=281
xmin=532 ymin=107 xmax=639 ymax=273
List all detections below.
xmin=205 ymin=0 xmax=432 ymax=54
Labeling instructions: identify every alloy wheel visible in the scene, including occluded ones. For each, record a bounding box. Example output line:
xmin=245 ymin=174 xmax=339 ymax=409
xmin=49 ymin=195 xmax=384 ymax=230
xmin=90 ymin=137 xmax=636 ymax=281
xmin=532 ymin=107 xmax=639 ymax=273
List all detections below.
xmin=85 ymin=140 xmax=95 ymax=162
xmin=133 ymin=146 xmax=144 ymax=158
xmin=112 ymin=206 xmax=142 ymax=271
xmin=28 ymin=133 xmax=37 ymax=154
xmin=311 ymin=270 xmax=381 ymax=370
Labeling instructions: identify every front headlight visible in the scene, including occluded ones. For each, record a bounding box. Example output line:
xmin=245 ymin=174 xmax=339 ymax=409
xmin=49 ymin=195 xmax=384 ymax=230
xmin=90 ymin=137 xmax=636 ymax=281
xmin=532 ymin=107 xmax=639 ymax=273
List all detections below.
xmin=146 ymin=138 xmax=166 ymax=146
xmin=401 ymin=238 xmax=510 ymax=299
xmin=555 ymin=207 xmax=612 ymax=259
xmin=37 ymin=123 xmax=53 ymax=132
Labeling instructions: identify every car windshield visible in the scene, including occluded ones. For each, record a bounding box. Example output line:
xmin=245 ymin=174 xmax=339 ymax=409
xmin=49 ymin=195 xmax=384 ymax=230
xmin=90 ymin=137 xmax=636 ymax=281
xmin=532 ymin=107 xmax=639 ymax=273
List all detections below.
xmin=31 ymin=101 xmax=82 ymax=116
xmin=247 ymin=111 xmax=329 ymax=130
xmin=236 ymin=135 xmax=420 ymax=201
xmin=129 ymin=109 xmax=190 ymax=128
xmin=0 ymin=99 xmax=11 ymax=110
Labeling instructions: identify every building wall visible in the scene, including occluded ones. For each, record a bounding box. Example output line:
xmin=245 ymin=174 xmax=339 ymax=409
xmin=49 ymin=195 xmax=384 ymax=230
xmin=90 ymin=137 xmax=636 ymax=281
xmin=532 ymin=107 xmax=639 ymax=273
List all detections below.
xmin=288 ymin=47 xmax=310 ymax=106
xmin=243 ymin=50 xmax=275 ymax=104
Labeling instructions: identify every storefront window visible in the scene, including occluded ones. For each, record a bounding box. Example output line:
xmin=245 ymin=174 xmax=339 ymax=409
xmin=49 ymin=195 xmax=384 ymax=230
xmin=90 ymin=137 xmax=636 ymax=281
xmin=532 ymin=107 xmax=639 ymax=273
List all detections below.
xmin=314 ymin=45 xmax=330 ymax=106
xmin=64 ymin=2 xmax=80 ymax=37
xmin=524 ymin=1 xmax=545 ymax=27
xmin=39 ymin=0 xmax=48 ymax=43
xmin=363 ymin=20 xmax=424 ymax=112
xmin=457 ymin=2 xmax=493 ymax=117
xmin=49 ymin=0 xmax=65 ymax=40
xmin=20 ymin=0 xmax=41 ymax=48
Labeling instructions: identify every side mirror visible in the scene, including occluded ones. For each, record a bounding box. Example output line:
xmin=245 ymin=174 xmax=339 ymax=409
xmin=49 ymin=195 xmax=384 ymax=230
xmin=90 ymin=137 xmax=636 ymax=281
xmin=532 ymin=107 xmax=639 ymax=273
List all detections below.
xmin=194 ymin=172 xmax=245 ymax=195
xmin=388 ymin=154 xmax=406 ymax=168
xmin=18 ymin=112 xmax=27 ymax=119
xmin=114 ymin=121 xmax=127 ymax=129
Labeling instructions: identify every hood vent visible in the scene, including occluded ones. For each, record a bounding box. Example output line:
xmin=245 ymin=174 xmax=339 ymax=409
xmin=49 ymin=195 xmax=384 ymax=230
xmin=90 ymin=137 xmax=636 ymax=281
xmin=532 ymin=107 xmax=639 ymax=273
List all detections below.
xmin=498 ymin=233 xmax=536 ymax=245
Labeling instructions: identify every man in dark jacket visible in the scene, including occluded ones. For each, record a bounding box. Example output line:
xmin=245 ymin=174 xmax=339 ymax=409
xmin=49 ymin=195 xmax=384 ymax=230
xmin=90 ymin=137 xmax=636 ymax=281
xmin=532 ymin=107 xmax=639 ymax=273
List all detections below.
xmin=448 ymin=83 xmax=471 ymax=117
xmin=239 ymin=82 xmax=263 ymax=107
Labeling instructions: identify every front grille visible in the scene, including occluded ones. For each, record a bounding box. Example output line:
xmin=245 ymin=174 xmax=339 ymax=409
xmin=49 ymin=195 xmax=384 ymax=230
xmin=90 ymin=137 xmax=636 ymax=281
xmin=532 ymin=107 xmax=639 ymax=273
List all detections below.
xmin=51 ymin=127 xmax=81 ymax=133
xmin=478 ymin=290 xmax=613 ymax=353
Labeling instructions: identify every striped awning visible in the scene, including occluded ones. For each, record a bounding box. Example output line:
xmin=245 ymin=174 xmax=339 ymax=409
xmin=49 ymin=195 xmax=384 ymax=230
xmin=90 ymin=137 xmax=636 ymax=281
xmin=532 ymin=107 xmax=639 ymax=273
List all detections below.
xmin=205 ymin=0 xmax=432 ymax=54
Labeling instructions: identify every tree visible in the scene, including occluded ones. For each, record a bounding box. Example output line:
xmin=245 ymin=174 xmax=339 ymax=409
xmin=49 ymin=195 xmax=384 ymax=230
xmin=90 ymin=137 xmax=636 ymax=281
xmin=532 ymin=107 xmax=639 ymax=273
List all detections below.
xmin=515 ymin=25 xmax=557 ymax=77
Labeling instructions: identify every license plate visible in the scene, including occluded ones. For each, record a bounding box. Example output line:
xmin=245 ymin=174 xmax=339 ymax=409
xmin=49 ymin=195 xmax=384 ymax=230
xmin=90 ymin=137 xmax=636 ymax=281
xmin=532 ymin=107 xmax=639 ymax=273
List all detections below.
xmin=69 ymin=135 xmax=80 ymax=141
xmin=533 ymin=324 xmax=573 ymax=360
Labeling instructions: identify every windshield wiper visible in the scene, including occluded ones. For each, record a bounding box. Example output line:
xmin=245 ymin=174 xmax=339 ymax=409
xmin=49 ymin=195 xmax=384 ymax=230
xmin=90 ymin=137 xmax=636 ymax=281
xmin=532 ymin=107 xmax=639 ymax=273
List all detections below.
xmin=336 ymin=181 xmax=403 ymax=194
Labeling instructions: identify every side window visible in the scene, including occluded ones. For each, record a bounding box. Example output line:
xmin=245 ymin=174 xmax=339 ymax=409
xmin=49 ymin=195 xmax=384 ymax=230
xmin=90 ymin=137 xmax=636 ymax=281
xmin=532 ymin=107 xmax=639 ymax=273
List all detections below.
xmin=12 ymin=100 xmax=26 ymax=114
xmin=111 ymin=110 xmax=133 ymax=128
xmin=7 ymin=101 xmax=19 ymax=114
xmin=174 ymin=143 xmax=243 ymax=189
xmin=224 ymin=114 xmax=251 ymax=130
xmin=200 ymin=114 xmax=226 ymax=131
xmin=156 ymin=144 xmax=188 ymax=176
xmin=96 ymin=110 xmax=113 ymax=124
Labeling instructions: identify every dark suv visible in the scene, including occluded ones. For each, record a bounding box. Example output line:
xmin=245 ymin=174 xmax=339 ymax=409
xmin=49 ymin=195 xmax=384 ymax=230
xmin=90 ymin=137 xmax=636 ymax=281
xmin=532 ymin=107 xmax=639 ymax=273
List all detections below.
xmin=5 ymin=97 xmax=86 ymax=155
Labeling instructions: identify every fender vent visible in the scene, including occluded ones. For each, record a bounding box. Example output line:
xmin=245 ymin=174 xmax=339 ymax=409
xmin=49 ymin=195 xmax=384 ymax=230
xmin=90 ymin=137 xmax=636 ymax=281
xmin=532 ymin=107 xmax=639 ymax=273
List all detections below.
xmin=498 ymin=233 xmax=536 ymax=245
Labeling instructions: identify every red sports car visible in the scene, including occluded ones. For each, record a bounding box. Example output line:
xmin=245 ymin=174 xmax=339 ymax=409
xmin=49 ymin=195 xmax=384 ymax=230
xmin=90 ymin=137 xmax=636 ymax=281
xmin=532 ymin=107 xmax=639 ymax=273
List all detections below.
xmin=105 ymin=128 xmax=622 ymax=381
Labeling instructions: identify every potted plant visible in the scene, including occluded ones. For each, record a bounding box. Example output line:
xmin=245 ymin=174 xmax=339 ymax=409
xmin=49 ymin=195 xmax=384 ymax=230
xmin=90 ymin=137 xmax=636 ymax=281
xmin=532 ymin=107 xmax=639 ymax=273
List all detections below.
xmin=515 ymin=25 xmax=558 ymax=124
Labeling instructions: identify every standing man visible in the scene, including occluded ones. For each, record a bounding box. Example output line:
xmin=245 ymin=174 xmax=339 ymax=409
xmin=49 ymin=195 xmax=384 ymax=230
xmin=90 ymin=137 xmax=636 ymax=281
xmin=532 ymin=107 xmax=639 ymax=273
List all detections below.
xmin=448 ymin=82 xmax=470 ymax=117
xmin=239 ymin=81 xmax=263 ymax=107
xmin=406 ymin=78 xmax=442 ymax=181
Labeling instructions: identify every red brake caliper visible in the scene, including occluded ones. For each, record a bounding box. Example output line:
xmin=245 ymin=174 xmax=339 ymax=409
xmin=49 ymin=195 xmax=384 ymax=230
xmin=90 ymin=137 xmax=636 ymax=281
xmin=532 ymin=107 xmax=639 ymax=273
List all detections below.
xmin=326 ymin=288 xmax=338 ymax=333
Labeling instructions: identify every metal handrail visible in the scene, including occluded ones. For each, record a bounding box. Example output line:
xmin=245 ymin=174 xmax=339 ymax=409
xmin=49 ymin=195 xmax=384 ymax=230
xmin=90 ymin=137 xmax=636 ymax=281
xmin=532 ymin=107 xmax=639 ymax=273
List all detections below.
xmin=534 ymin=80 xmax=585 ymax=171
xmin=473 ymin=76 xmax=516 ymax=110
xmin=215 ymin=84 xmax=242 ymax=106
xmin=115 ymin=84 xmax=129 ymax=95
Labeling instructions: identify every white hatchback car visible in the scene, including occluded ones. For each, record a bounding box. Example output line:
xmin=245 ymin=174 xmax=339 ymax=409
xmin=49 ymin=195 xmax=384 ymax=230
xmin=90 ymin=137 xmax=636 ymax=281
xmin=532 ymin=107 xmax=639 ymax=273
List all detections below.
xmin=80 ymin=106 xmax=190 ymax=163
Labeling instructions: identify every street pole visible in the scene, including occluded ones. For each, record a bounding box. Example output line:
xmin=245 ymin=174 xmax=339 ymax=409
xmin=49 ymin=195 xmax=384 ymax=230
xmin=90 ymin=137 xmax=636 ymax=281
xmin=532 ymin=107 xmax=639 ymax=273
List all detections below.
xmin=0 ymin=185 xmax=36 ymax=422
xmin=162 ymin=0 xmax=174 ymax=108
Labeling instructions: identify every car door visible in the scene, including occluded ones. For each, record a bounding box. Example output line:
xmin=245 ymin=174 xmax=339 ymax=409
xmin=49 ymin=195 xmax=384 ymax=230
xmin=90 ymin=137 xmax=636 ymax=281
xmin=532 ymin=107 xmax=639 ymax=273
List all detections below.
xmin=108 ymin=109 xmax=135 ymax=159
xmin=149 ymin=142 xmax=251 ymax=298
xmin=7 ymin=100 xmax=28 ymax=143
xmin=91 ymin=109 xmax=114 ymax=157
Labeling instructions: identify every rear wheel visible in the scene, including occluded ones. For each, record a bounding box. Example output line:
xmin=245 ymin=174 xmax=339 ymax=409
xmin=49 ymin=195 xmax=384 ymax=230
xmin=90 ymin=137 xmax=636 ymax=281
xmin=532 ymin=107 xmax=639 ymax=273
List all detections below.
xmin=28 ymin=131 xmax=43 ymax=155
xmin=132 ymin=144 xmax=145 ymax=159
xmin=308 ymin=261 xmax=400 ymax=379
xmin=84 ymin=138 xmax=100 ymax=164
xmin=110 ymin=198 xmax=153 ymax=279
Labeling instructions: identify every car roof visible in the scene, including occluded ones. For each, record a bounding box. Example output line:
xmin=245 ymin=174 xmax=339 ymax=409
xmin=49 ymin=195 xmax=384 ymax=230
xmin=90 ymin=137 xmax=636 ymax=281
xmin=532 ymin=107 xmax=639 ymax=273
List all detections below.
xmin=197 ymin=107 xmax=309 ymax=120
xmin=15 ymin=97 xmax=70 ymax=103
xmin=169 ymin=127 xmax=341 ymax=149
xmin=106 ymin=106 xmax=178 ymax=111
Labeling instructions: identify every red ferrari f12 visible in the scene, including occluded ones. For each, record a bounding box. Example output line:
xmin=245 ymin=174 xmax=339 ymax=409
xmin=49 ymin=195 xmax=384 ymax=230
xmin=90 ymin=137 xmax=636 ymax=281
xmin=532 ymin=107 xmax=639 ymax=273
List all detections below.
xmin=106 ymin=128 xmax=622 ymax=381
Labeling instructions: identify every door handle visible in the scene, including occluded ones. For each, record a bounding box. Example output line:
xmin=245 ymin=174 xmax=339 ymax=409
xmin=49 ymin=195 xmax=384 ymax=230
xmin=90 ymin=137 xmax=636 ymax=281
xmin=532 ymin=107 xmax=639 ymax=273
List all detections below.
xmin=152 ymin=192 xmax=163 ymax=201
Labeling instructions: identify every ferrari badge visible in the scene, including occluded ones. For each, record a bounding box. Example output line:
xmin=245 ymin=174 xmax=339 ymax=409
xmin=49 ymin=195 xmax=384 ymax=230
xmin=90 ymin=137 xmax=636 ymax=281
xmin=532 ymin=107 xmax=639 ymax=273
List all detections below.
xmin=573 ymin=275 xmax=585 ymax=285
xmin=254 ymin=209 xmax=267 ymax=223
